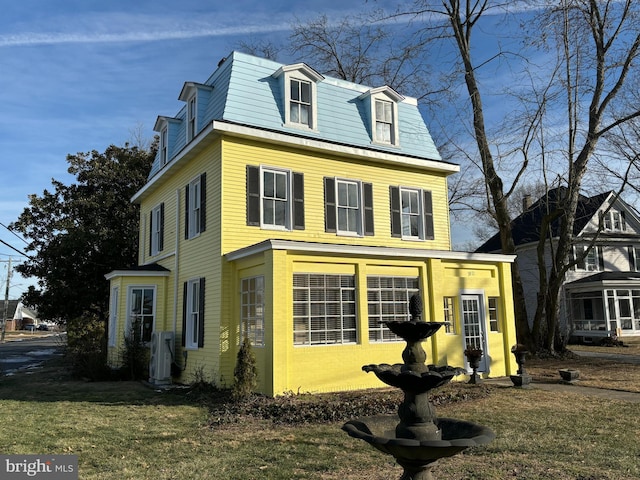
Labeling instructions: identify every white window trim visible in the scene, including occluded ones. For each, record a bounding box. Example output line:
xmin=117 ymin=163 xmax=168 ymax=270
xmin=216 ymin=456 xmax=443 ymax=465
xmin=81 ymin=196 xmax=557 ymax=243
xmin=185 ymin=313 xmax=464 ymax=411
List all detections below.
xmin=151 ymin=204 xmax=162 ymax=256
xmin=240 ymin=276 xmax=265 ymax=347
xmin=185 ymin=279 xmax=201 ymax=350
xmin=335 ymin=179 xmax=363 ymax=236
xmin=273 ymin=64 xmax=322 ymax=131
xmin=188 ymin=176 xmax=202 ymax=239
xmin=125 ymin=285 xmax=156 ymax=343
xmin=187 ymin=95 xmax=197 ymax=141
xmin=400 ymin=186 xmax=424 ymax=241
xmin=160 ymin=127 xmax=168 ymax=167
xmin=108 ymin=286 xmax=119 ymax=347
xmin=260 ymin=166 xmax=292 ymax=231
xmin=359 ymin=87 xmax=403 ymax=147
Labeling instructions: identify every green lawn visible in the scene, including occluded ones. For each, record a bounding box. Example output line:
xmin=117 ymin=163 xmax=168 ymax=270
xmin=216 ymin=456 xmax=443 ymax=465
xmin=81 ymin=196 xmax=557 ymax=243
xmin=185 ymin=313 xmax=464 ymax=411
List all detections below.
xmin=1 ymin=357 xmax=639 ymax=479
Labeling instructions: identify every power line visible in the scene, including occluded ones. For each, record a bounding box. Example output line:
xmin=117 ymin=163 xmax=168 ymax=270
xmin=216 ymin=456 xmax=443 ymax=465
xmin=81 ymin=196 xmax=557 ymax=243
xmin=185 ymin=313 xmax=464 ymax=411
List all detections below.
xmin=0 ymin=221 xmax=28 ymax=245
xmin=0 ymin=238 xmax=28 ymax=258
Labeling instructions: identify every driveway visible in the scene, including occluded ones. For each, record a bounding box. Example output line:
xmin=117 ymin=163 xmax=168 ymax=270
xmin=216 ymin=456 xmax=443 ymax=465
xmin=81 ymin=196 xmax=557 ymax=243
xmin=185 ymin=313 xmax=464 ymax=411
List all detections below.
xmin=0 ymin=333 xmax=65 ymax=375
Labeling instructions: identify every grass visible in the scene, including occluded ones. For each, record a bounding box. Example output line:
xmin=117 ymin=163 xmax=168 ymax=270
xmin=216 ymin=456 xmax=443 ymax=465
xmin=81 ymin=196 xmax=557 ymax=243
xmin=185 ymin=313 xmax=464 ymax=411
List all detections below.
xmin=0 ymin=350 xmax=639 ymax=479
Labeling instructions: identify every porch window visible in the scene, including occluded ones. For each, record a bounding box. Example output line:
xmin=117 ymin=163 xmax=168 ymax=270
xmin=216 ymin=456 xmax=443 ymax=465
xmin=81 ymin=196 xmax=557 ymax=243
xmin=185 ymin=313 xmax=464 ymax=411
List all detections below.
xmin=127 ymin=286 xmax=155 ymax=343
xmin=108 ymin=286 xmax=119 ymax=347
xmin=443 ymin=297 xmax=457 ymax=334
xmin=367 ymin=276 xmax=419 ymax=342
xmin=570 ymin=291 xmax=606 ymax=332
xmin=488 ymin=297 xmax=500 ymax=332
xmin=293 ymin=273 xmax=357 ymax=345
xmin=241 ymin=276 xmax=265 ymax=347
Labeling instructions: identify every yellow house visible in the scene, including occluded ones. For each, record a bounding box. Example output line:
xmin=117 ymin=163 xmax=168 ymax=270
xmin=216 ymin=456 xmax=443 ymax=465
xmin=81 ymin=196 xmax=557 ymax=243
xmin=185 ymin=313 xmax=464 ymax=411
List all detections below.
xmin=106 ymin=51 xmax=517 ymax=396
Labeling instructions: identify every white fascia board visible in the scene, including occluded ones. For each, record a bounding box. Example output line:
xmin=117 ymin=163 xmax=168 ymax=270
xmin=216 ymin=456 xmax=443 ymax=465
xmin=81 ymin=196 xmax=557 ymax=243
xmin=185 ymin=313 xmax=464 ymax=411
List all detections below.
xmin=225 ymin=239 xmax=516 ymax=263
xmin=105 ymin=270 xmax=171 ymax=280
xmin=213 ymin=121 xmax=459 ymax=174
xmin=132 ymin=120 xmax=458 ymax=204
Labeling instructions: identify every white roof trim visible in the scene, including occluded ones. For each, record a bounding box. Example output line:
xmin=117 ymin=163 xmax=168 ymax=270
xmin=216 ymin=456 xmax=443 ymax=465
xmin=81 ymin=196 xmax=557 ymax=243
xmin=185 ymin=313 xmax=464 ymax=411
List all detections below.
xmin=132 ymin=120 xmax=458 ymax=203
xmin=105 ymin=270 xmax=171 ymax=280
xmin=225 ymin=239 xmax=516 ymax=263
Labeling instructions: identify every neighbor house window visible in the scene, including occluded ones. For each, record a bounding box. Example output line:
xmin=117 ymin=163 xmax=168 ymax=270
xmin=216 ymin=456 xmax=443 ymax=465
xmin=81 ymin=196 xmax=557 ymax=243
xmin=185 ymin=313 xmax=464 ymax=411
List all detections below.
xmin=185 ymin=173 xmax=206 ymax=239
xmin=149 ymin=203 xmax=164 ymax=256
xmin=241 ymin=276 xmax=265 ymax=347
xmin=601 ymin=210 xmax=626 ymax=231
xmin=628 ymin=246 xmax=640 ymax=271
xmin=390 ymin=186 xmax=434 ymax=240
xmin=183 ymin=278 xmax=205 ymax=349
xmin=246 ymin=165 xmax=304 ymax=230
xmin=488 ymin=297 xmax=500 ymax=332
xmin=127 ymin=286 xmax=155 ymax=343
xmin=443 ymin=296 xmax=456 ymax=334
xmin=575 ymin=245 xmax=604 ymax=271
xmin=367 ymin=276 xmax=420 ymax=342
xmin=324 ymin=177 xmax=374 ymax=236
xmin=293 ymin=273 xmax=356 ymax=345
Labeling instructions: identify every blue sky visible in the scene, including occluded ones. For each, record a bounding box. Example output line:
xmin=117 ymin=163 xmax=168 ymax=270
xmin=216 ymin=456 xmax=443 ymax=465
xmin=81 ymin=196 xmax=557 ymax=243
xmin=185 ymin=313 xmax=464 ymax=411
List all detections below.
xmin=0 ymin=0 xmax=528 ymax=298
xmin=2 ymin=0 xmax=398 ymax=298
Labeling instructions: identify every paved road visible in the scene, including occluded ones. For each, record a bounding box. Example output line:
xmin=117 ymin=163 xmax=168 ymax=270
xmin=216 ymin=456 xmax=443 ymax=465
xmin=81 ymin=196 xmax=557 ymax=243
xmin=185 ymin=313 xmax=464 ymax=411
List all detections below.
xmin=0 ymin=334 xmax=65 ymax=375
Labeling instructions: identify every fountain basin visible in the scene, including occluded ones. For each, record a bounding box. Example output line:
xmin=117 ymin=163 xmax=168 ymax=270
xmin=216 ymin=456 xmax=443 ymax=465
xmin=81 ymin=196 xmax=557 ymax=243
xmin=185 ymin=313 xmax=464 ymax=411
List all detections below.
xmin=363 ymin=364 xmax=465 ymax=393
xmin=342 ymin=415 xmax=495 ymax=462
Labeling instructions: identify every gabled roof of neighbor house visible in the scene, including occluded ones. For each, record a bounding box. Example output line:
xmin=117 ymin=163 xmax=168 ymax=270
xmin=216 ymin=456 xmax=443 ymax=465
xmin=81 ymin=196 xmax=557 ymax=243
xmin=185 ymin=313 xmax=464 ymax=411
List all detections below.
xmin=4 ymin=300 xmax=38 ymax=321
xmin=144 ymin=51 xmax=456 ymax=187
xmin=476 ymin=187 xmax=612 ymax=253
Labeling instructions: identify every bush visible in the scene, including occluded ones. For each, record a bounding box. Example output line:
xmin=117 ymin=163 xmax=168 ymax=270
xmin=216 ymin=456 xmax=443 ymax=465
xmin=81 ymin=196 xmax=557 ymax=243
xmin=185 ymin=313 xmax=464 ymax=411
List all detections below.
xmin=232 ymin=337 xmax=258 ymax=401
xmin=65 ymin=315 xmax=112 ymax=380
xmin=118 ymin=319 xmax=149 ymax=380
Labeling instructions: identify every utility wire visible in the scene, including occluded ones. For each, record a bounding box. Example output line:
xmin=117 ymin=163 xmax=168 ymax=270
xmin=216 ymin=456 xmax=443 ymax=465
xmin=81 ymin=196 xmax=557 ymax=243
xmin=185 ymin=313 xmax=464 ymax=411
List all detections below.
xmin=0 ymin=221 xmax=28 ymax=245
xmin=0 ymin=238 xmax=28 ymax=258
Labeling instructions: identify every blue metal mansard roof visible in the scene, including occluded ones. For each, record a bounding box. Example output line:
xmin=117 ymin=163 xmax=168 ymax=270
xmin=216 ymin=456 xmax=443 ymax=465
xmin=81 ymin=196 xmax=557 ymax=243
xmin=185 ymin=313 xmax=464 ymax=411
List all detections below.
xmin=145 ymin=50 xmax=454 ymax=183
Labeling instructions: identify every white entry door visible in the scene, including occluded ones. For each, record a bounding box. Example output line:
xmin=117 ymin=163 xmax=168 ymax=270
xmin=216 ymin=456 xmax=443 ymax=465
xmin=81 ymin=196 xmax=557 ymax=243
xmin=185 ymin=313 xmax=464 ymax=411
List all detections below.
xmin=461 ymin=294 xmax=489 ymax=372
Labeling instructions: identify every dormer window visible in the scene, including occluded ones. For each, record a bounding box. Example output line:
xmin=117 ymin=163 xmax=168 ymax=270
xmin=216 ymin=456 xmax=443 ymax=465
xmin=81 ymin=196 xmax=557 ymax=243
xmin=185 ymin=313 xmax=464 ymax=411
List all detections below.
xmin=359 ymin=86 xmax=404 ymax=146
xmin=272 ymin=63 xmax=324 ymax=131
xmin=160 ymin=127 xmax=168 ymax=167
xmin=154 ymin=116 xmax=180 ymax=169
xmin=187 ymin=96 xmax=196 ymax=141
xmin=179 ymin=82 xmax=213 ymax=143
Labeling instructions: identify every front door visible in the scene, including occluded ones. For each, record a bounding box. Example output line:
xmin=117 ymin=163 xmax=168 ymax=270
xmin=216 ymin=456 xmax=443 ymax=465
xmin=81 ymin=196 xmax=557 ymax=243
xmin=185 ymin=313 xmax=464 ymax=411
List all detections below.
xmin=461 ymin=294 xmax=489 ymax=372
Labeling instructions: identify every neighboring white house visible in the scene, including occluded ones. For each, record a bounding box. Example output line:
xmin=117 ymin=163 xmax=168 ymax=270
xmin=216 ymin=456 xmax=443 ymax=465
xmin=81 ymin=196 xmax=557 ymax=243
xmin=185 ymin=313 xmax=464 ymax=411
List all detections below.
xmin=477 ymin=187 xmax=640 ymax=343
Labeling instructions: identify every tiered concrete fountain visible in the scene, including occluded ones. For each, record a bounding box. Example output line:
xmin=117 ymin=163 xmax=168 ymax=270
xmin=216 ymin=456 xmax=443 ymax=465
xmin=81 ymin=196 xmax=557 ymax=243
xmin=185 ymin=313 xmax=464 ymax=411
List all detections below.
xmin=342 ymin=296 xmax=495 ymax=480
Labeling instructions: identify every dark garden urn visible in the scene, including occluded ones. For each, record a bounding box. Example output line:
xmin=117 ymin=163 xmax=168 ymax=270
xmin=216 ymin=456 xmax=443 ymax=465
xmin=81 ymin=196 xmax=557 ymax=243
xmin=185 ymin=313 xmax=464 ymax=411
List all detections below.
xmin=509 ymin=345 xmax=531 ymax=387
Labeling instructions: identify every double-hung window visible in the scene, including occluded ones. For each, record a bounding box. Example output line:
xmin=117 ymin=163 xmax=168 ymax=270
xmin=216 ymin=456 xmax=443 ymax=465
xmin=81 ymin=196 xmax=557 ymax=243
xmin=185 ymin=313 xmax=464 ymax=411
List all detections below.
xmin=324 ymin=177 xmax=374 ymax=236
xmin=290 ymin=78 xmax=312 ymax=127
xmin=375 ymin=99 xmax=394 ymax=144
xmin=390 ymin=186 xmax=434 ymax=240
xmin=187 ymin=95 xmax=197 ymax=141
xmin=185 ymin=173 xmax=206 ymax=239
xmin=127 ymin=286 xmax=155 ymax=343
xmin=488 ymin=297 xmax=500 ymax=332
xmin=246 ymin=165 xmax=304 ymax=230
xmin=149 ymin=203 xmax=164 ymax=256
xmin=160 ymin=127 xmax=168 ymax=167
xmin=574 ymin=245 xmax=604 ymax=271
xmin=183 ymin=278 xmax=205 ymax=349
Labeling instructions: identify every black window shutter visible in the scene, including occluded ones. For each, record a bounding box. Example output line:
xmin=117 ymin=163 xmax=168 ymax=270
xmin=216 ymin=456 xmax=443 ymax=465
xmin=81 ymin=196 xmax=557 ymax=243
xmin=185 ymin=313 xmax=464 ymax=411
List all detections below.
xmin=569 ymin=246 xmax=576 ymax=270
xmin=184 ymin=184 xmax=190 ymax=239
xmin=621 ymin=211 xmax=627 ymax=230
xmin=576 ymin=246 xmax=586 ymax=270
xmin=198 ymin=277 xmax=205 ymax=348
xmin=597 ymin=246 xmax=605 ymax=271
xmin=293 ymin=172 xmax=305 ymax=230
xmin=324 ymin=177 xmax=336 ymax=233
xmin=423 ymin=190 xmax=434 ymax=240
xmin=200 ymin=173 xmax=207 ymax=233
xmin=363 ymin=182 xmax=374 ymax=236
xmin=629 ymin=246 xmax=636 ymax=271
xmin=148 ymin=211 xmax=153 ymax=256
xmin=181 ymin=282 xmax=187 ymax=347
xmin=390 ymin=186 xmax=401 ymax=237
xmin=246 ymin=165 xmax=260 ymax=226
xmin=159 ymin=203 xmax=165 ymax=252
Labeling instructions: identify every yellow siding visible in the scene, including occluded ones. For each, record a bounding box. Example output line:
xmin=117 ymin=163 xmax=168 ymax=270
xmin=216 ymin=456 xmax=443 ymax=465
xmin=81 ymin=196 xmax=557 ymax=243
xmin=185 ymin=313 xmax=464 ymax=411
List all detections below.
xmin=220 ymin=136 xmax=452 ymax=256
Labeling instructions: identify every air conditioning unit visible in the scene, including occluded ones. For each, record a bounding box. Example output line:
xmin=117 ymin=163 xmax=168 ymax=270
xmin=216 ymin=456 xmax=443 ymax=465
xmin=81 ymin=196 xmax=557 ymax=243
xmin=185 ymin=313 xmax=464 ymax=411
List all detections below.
xmin=149 ymin=331 xmax=174 ymax=385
